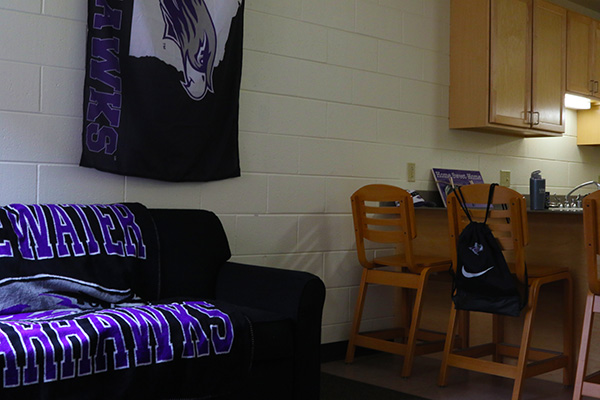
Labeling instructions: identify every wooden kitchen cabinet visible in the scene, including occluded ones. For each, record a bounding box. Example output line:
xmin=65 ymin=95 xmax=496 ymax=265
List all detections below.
xmin=450 ymin=0 xmax=566 ymax=137
xmin=566 ymin=11 xmax=600 ymax=99
xmin=569 ymin=11 xmax=600 ymax=145
xmin=577 ymin=105 xmax=600 ymax=145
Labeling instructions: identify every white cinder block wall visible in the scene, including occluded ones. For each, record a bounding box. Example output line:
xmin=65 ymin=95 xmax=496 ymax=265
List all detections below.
xmin=1 ymin=0 xmax=600 ymax=344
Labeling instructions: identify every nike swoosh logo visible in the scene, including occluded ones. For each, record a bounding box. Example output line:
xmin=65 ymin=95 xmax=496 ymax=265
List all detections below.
xmin=462 ymin=265 xmax=494 ymax=278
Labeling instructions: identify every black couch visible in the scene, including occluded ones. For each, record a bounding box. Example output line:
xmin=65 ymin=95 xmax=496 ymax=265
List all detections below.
xmin=0 ymin=206 xmax=326 ymax=399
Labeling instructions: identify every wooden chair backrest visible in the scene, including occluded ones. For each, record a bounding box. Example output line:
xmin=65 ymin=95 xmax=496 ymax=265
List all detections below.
xmin=583 ymin=190 xmax=600 ymax=294
xmin=351 ymin=184 xmax=417 ymax=271
xmin=446 ymin=184 xmax=528 ymax=283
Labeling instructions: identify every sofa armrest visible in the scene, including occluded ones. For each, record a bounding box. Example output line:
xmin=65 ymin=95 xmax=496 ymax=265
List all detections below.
xmin=215 ymin=262 xmax=325 ymax=319
xmin=215 ymin=261 xmax=326 ymax=400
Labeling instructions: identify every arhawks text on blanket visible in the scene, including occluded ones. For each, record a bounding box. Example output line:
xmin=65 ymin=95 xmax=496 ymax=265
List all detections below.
xmin=0 ymin=301 xmax=238 ymax=387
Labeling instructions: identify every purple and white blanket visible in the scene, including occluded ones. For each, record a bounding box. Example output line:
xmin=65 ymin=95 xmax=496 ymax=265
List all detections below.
xmin=0 ymin=203 xmax=252 ymax=398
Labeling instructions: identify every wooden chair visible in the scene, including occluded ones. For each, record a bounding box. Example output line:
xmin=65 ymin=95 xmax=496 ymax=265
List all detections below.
xmin=438 ymin=184 xmax=573 ymax=400
xmin=574 ymin=190 xmax=600 ymax=400
xmin=345 ymin=184 xmax=452 ymax=378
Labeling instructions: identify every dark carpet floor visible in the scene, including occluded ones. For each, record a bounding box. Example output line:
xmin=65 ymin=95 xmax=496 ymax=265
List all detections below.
xmin=321 ymin=372 xmax=429 ymax=400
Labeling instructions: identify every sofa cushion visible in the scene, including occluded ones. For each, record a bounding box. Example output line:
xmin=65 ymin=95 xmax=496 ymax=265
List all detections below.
xmin=149 ymin=209 xmax=231 ymax=299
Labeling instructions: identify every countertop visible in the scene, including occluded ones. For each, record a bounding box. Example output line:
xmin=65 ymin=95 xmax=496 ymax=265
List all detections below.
xmin=412 ymin=190 xmax=584 ymax=214
xmin=416 ymin=205 xmax=583 ymax=214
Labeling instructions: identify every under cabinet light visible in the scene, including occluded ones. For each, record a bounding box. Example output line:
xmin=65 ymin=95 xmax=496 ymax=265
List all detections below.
xmin=565 ymin=94 xmax=591 ymax=110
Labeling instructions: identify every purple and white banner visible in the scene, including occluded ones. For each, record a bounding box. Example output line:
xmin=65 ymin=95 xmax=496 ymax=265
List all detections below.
xmin=80 ymin=0 xmax=244 ymax=182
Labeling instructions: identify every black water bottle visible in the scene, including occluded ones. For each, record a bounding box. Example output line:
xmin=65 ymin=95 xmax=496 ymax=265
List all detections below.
xmin=529 ymin=170 xmax=546 ymax=210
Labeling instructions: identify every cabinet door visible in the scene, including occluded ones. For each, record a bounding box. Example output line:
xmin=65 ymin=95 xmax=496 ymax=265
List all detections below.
xmin=566 ymin=12 xmax=593 ymax=96
xmin=531 ymin=0 xmax=565 ymax=133
xmin=489 ymin=0 xmax=531 ymax=128
xmin=577 ymin=105 xmax=600 ymax=145
xmin=593 ymin=21 xmax=600 ymax=96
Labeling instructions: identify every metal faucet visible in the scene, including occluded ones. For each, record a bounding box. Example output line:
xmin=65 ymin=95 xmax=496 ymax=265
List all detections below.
xmin=565 ymin=181 xmax=600 ymax=206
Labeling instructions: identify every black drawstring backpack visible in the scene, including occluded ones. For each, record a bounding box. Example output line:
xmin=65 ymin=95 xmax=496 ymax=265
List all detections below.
xmin=450 ymin=183 xmax=528 ymax=317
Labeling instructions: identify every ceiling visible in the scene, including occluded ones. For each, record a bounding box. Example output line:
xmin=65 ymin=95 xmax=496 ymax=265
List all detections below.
xmin=570 ymin=0 xmax=600 ymax=13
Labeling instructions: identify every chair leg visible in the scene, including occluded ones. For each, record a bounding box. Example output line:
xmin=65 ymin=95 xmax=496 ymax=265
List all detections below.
xmin=511 ymin=279 xmax=541 ymax=400
xmin=493 ymin=314 xmax=505 ymax=363
xmin=457 ymin=309 xmax=469 ymax=349
xmin=438 ymin=304 xmax=459 ymax=387
xmin=346 ymin=269 xmax=369 ymax=364
xmin=401 ymin=287 xmax=414 ymax=344
xmin=573 ymin=292 xmax=595 ymax=400
xmin=563 ymin=275 xmax=574 ymax=386
xmin=401 ymin=269 xmax=430 ymax=378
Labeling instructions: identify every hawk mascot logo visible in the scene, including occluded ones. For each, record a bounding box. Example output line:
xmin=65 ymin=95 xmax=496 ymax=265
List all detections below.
xmin=130 ymin=0 xmax=241 ymax=101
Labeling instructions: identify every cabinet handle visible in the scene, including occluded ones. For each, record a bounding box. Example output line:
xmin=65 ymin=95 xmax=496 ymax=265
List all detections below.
xmin=532 ymin=111 xmax=540 ymax=126
xmin=591 ymin=80 xmax=596 ymax=93
xmin=595 ymin=81 xmax=599 ymax=94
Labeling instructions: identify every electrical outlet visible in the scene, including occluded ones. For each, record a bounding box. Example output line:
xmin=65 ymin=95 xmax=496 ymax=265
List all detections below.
xmin=500 ymin=170 xmax=511 ymax=187
xmin=407 ymin=163 xmax=416 ymax=182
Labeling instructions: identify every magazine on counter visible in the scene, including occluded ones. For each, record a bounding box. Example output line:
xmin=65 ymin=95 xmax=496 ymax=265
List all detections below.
xmin=431 ymin=168 xmax=484 ymax=207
